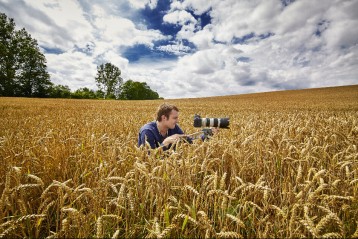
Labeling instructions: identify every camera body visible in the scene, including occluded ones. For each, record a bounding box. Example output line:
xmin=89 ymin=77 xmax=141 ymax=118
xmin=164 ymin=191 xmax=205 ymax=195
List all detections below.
xmin=193 ymin=114 xmax=230 ymax=129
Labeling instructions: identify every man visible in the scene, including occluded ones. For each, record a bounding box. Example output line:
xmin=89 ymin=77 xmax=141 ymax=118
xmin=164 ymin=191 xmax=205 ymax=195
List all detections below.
xmin=138 ymin=103 xmax=191 ymax=150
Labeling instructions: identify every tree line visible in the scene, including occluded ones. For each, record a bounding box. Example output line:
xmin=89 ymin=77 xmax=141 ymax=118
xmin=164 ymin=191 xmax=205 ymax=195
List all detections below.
xmin=0 ymin=13 xmax=161 ymax=100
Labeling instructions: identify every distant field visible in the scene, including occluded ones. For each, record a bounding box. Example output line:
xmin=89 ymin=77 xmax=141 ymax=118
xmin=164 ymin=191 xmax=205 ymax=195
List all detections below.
xmin=0 ymin=85 xmax=357 ymax=238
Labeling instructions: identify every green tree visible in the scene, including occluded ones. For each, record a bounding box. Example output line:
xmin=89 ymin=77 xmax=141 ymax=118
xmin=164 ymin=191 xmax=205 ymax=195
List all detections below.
xmin=16 ymin=29 xmax=51 ymax=97
xmin=49 ymin=84 xmax=71 ymax=98
xmin=0 ymin=13 xmax=17 ymax=96
xmin=95 ymin=63 xmax=123 ymax=99
xmin=95 ymin=89 xmax=105 ymax=99
xmin=0 ymin=13 xmax=52 ymax=97
xmin=71 ymin=87 xmax=97 ymax=99
xmin=119 ymin=80 xmax=160 ymax=100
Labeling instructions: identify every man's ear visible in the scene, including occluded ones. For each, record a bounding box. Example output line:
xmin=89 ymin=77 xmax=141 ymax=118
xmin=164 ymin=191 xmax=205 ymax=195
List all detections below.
xmin=161 ymin=115 xmax=167 ymax=121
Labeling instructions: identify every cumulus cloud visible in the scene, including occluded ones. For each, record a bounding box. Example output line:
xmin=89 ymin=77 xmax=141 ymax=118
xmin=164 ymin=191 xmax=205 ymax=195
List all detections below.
xmin=163 ymin=10 xmax=197 ymax=25
xmin=46 ymin=51 xmax=97 ymax=89
xmin=1 ymin=0 xmax=357 ymax=98
xmin=128 ymin=0 xmax=158 ymax=9
xmin=20 ymin=0 xmax=94 ymax=50
xmin=93 ymin=15 xmax=164 ymax=48
xmin=0 ymin=0 xmax=169 ymax=92
xmin=149 ymin=0 xmax=357 ymax=98
xmin=156 ymin=43 xmax=192 ymax=55
xmin=171 ymin=0 xmax=211 ymax=15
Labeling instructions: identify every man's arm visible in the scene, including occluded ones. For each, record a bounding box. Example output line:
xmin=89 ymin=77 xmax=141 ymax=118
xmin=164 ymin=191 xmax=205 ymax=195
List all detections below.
xmin=179 ymin=128 xmax=219 ymax=142
xmin=139 ymin=129 xmax=157 ymax=149
xmin=175 ymin=125 xmax=193 ymax=144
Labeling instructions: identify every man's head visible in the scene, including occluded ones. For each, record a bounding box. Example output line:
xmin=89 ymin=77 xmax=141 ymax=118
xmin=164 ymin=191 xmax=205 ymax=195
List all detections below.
xmin=156 ymin=103 xmax=179 ymax=129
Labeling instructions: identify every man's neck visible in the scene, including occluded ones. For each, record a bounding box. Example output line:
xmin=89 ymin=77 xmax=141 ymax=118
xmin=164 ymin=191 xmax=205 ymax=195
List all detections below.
xmin=156 ymin=121 xmax=168 ymax=136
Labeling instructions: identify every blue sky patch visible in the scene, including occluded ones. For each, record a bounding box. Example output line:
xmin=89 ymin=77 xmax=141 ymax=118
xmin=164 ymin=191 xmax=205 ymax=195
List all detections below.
xmin=42 ymin=47 xmax=64 ymax=54
xmin=259 ymin=32 xmax=274 ymax=39
xmin=140 ymin=0 xmax=180 ymax=36
xmin=232 ymin=32 xmax=274 ymax=44
xmin=186 ymin=8 xmax=212 ymax=30
xmin=236 ymin=56 xmax=251 ymax=63
xmin=178 ymin=39 xmax=197 ymax=52
xmin=122 ymin=44 xmax=178 ymax=62
xmin=232 ymin=33 xmax=255 ymax=44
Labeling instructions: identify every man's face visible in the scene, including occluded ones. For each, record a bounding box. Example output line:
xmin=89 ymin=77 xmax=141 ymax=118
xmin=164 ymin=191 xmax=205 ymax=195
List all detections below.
xmin=162 ymin=110 xmax=179 ymax=129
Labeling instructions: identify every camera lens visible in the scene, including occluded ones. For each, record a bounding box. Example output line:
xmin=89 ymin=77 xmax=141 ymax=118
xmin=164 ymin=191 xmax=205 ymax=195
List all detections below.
xmin=193 ymin=114 xmax=230 ymax=128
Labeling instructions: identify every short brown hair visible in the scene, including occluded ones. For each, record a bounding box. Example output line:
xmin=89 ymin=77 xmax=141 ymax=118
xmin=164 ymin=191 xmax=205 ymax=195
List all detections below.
xmin=156 ymin=103 xmax=179 ymax=122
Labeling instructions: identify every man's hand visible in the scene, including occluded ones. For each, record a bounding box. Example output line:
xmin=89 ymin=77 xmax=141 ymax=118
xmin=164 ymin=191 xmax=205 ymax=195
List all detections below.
xmin=162 ymin=134 xmax=183 ymax=147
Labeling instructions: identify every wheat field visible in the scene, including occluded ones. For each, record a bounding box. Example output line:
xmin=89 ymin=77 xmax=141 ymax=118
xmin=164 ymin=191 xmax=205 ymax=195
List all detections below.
xmin=0 ymin=85 xmax=357 ymax=238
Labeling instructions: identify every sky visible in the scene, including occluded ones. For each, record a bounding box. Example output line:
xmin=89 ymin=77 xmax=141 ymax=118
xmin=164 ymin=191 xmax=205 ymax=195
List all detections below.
xmin=1 ymin=0 xmax=357 ymax=99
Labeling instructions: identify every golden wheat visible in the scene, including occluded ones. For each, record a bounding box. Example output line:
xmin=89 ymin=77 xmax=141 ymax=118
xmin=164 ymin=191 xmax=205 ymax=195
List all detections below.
xmin=0 ymin=85 xmax=357 ymax=238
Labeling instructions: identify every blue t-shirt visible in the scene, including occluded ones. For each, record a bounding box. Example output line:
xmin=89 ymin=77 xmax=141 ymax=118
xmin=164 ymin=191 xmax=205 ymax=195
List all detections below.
xmin=138 ymin=121 xmax=192 ymax=150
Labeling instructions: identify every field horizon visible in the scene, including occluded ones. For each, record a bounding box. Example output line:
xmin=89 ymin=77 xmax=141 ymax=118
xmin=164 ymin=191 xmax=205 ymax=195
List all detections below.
xmin=173 ymin=84 xmax=358 ymax=99
xmin=0 ymin=84 xmax=357 ymax=238
xmin=2 ymin=84 xmax=358 ymax=103
xmin=169 ymin=84 xmax=358 ymax=109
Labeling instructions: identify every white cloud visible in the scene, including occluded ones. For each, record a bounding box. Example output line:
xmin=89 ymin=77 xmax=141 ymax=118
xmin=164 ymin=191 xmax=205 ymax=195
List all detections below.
xmin=1 ymin=0 xmax=169 ymax=92
xmin=174 ymin=0 xmax=212 ymax=15
xmin=128 ymin=0 xmax=158 ymax=9
xmin=46 ymin=51 xmax=98 ymax=89
xmin=101 ymin=51 xmax=129 ymax=74
xmin=323 ymin=1 xmax=358 ymax=50
xmin=1 ymin=0 xmax=357 ymax=98
xmin=21 ymin=0 xmax=94 ymax=50
xmin=156 ymin=43 xmax=191 ymax=55
xmin=189 ymin=27 xmax=214 ymax=50
xmin=163 ymin=10 xmax=197 ymax=25
xmin=170 ymin=0 xmax=356 ymax=98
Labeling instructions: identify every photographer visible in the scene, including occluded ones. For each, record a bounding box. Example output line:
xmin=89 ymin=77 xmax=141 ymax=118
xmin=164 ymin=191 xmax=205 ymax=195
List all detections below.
xmin=138 ymin=103 xmax=216 ymax=151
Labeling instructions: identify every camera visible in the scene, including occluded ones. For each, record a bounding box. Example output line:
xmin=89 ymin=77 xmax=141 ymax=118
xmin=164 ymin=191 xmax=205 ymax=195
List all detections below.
xmin=193 ymin=114 xmax=230 ymax=129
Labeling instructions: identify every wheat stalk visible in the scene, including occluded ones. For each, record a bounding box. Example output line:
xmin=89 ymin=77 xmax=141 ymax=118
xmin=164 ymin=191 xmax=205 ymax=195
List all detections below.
xmin=216 ymin=231 xmax=243 ymax=238
xmin=183 ymin=185 xmax=199 ymax=196
xmin=158 ymin=224 xmax=176 ymax=238
xmin=111 ymin=229 xmax=120 ymax=239
xmin=26 ymin=174 xmax=44 ymax=186
xmin=96 ymin=216 xmax=103 ymax=238
xmin=1 ymin=89 xmax=357 ymax=238
xmin=226 ymin=214 xmax=245 ymax=228
xmin=315 ymin=212 xmax=343 ymax=236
